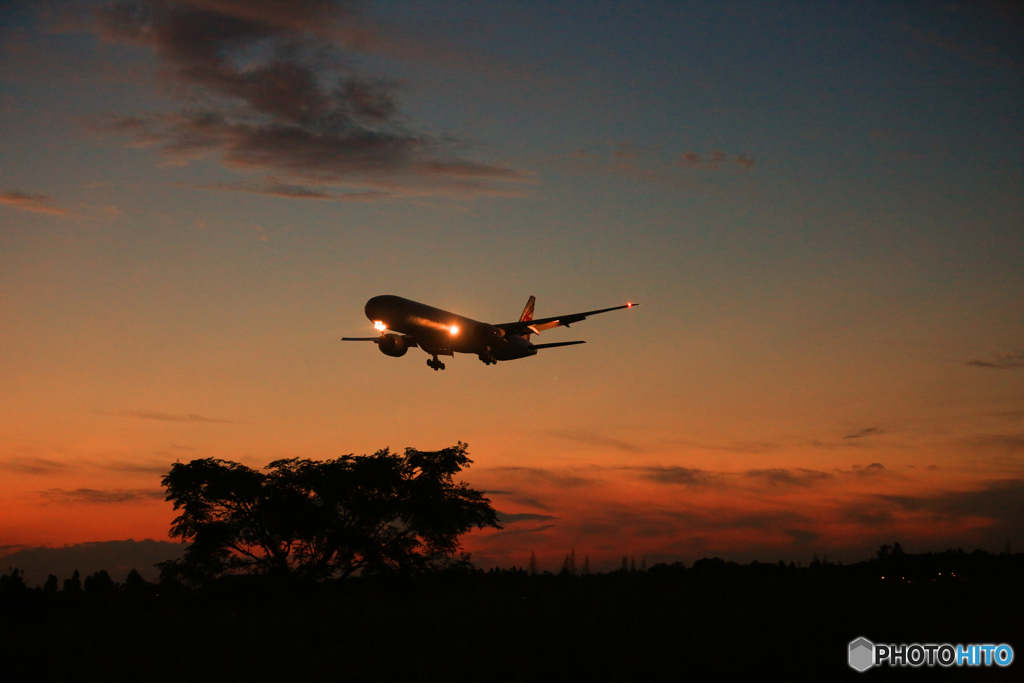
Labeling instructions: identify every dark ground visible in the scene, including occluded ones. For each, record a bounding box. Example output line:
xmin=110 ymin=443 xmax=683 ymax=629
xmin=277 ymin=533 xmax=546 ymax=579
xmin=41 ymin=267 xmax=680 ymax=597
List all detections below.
xmin=2 ymin=550 xmax=1021 ymax=682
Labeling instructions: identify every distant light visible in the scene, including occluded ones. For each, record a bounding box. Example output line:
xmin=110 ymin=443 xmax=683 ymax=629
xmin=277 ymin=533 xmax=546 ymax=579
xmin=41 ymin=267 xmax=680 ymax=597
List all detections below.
xmin=374 ymin=321 xmax=386 ymax=332
xmin=627 ymin=302 xmax=633 ymax=307
xmin=450 ymin=325 xmax=460 ymax=335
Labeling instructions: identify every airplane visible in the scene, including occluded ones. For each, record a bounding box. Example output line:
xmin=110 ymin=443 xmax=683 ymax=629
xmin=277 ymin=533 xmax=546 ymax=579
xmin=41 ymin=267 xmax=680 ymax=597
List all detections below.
xmin=342 ymin=295 xmax=639 ymax=370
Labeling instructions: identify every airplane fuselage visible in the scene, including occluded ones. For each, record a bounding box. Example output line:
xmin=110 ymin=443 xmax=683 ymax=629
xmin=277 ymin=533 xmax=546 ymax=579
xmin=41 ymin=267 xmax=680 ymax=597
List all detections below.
xmin=365 ymin=295 xmax=535 ymax=361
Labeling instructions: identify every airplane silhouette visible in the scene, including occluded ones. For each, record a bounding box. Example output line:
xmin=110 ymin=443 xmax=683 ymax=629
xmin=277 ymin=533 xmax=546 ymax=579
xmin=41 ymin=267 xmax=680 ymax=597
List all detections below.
xmin=342 ymin=295 xmax=638 ymax=370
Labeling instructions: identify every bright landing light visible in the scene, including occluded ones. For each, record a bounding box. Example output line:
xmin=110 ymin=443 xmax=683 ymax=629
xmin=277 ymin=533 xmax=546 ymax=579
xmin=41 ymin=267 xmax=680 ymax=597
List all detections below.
xmin=449 ymin=325 xmax=460 ymax=335
xmin=374 ymin=320 xmax=387 ymax=332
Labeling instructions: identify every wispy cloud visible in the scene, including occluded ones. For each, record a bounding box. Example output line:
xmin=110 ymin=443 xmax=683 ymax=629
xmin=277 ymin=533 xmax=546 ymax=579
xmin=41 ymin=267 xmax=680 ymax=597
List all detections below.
xmin=176 ymin=181 xmax=335 ymax=200
xmin=550 ymin=431 xmax=644 ymax=453
xmin=839 ymin=503 xmax=896 ymax=529
xmin=489 ymin=466 xmax=598 ymax=489
xmin=91 ymin=0 xmax=527 ymax=198
xmin=745 ymin=468 xmax=831 ymax=487
xmin=782 ymin=528 xmax=819 ymax=545
xmin=968 ymin=350 xmax=1024 ymax=369
xmin=40 ymin=488 xmax=165 ymax=504
xmin=0 ymin=190 xmax=69 ymax=216
xmin=98 ymin=459 xmax=173 ymax=474
xmin=810 ymin=434 xmax=883 ymax=449
xmin=612 ymin=142 xmax=651 ymax=160
xmin=102 ymin=410 xmax=237 ymax=424
xmin=900 ymin=19 xmax=1023 ymax=73
xmin=876 ymin=479 xmax=1024 ymax=526
xmin=490 ymin=523 xmax=556 ymax=537
xmin=642 ymin=508 xmax=816 ymax=537
xmin=497 ymin=512 xmax=557 ymax=524
xmin=0 ymin=544 xmax=30 ymax=555
xmin=0 ymin=454 xmax=177 ymax=476
xmin=844 ymin=427 xmax=884 ymax=439
xmin=676 ymin=150 xmax=755 ymax=171
xmin=508 ymin=496 xmax=551 ymax=510
xmin=626 ymin=466 xmax=712 ymax=486
xmin=495 ymin=463 xmax=884 ymax=493
xmin=176 ymin=180 xmax=524 ymax=201
xmin=0 ymin=457 xmax=71 ymax=475
xmin=625 ymin=465 xmax=837 ymax=489
xmin=562 ymin=143 xmax=756 ymax=185
xmin=847 ymin=462 xmax=886 ymax=476
xmin=666 ymin=439 xmax=779 ymax=454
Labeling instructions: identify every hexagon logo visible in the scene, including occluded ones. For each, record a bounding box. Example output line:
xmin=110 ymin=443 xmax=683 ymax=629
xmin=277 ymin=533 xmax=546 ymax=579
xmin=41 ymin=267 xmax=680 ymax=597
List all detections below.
xmin=849 ymin=637 xmax=874 ymax=672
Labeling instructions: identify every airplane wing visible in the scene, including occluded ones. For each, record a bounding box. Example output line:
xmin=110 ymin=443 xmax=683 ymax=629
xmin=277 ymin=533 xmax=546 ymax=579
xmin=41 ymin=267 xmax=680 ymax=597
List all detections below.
xmin=341 ymin=335 xmax=419 ymax=347
xmin=496 ymin=303 xmax=638 ymax=335
xmin=532 ymin=341 xmax=586 ymax=349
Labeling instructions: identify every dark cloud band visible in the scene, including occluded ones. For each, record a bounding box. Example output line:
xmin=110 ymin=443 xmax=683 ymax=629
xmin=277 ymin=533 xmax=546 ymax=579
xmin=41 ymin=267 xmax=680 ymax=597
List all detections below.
xmin=92 ymin=0 xmax=525 ymax=197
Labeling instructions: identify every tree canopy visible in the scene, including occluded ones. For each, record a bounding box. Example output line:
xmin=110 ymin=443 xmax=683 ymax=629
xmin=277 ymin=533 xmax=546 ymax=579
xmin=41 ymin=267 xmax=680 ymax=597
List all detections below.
xmin=159 ymin=443 xmax=500 ymax=583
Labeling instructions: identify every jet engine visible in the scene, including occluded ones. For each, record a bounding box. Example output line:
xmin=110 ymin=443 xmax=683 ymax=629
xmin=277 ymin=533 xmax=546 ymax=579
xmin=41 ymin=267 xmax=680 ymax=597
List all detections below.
xmin=377 ymin=334 xmax=411 ymax=357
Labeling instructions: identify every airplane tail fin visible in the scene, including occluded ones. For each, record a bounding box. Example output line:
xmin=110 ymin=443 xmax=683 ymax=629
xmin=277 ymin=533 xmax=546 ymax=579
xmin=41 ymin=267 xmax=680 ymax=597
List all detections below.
xmin=519 ymin=296 xmax=535 ymax=323
xmin=518 ymin=296 xmax=536 ymax=339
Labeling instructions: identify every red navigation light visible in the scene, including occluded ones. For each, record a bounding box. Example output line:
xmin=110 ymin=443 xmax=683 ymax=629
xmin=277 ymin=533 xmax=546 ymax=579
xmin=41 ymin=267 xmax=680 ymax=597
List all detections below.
xmin=627 ymin=302 xmax=633 ymax=307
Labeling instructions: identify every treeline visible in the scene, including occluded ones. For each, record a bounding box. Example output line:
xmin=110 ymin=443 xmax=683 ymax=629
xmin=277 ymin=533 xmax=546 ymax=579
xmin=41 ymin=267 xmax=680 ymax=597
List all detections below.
xmin=0 ymin=567 xmax=158 ymax=605
xmin=485 ymin=543 xmax=1024 ymax=584
xmin=644 ymin=543 xmax=1024 ymax=582
xmin=3 ymin=544 xmax=1022 ymax=609
xmin=3 ymin=545 xmax=1022 ymax=681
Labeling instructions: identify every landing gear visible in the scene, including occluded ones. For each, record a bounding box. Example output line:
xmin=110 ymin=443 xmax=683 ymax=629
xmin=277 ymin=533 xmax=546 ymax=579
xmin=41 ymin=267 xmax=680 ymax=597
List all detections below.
xmin=478 ymin=354 xmax=496 ymax=366
xmin=427 ymin=357 xmax=446 ymax=371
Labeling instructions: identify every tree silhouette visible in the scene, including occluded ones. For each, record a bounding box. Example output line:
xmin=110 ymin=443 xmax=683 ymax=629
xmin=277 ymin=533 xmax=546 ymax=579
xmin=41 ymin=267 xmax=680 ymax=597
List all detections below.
xmin=0 ymin=568 xmax=28 ymax=599
xmin=62 ymin=570 xmax=82 ymax=595
xmin=159 ymin=443 xmax=500 ymax=583
xmin=84 ymin=570 xmax=116 ymax=597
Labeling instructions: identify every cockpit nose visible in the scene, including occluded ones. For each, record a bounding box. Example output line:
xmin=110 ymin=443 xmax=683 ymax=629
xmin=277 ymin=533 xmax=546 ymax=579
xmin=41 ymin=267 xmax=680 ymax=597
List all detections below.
xmin=364 ymin=295 xmax=399 ymax=322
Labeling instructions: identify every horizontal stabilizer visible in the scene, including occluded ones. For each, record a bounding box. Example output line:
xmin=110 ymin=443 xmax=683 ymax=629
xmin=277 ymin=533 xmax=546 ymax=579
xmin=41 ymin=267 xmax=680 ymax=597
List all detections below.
xmin=532 ymin=341 xmax=586 ymax=350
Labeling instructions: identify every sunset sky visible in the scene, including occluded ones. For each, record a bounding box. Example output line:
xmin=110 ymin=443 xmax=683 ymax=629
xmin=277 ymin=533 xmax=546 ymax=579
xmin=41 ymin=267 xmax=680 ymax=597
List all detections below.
xmin=1 ymin=0 xmax=1022 ymax=581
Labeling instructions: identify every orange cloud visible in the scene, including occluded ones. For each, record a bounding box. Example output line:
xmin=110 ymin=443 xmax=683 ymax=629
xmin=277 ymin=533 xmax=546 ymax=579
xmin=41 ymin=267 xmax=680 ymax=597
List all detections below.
xmin=0 ymin=191 xmax=69 ymax=216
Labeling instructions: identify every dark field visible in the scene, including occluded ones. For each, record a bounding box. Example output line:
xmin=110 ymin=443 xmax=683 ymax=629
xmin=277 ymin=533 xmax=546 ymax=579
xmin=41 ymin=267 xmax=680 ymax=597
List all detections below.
xmin=2 ymin=552 xmax=1022 ymax=681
